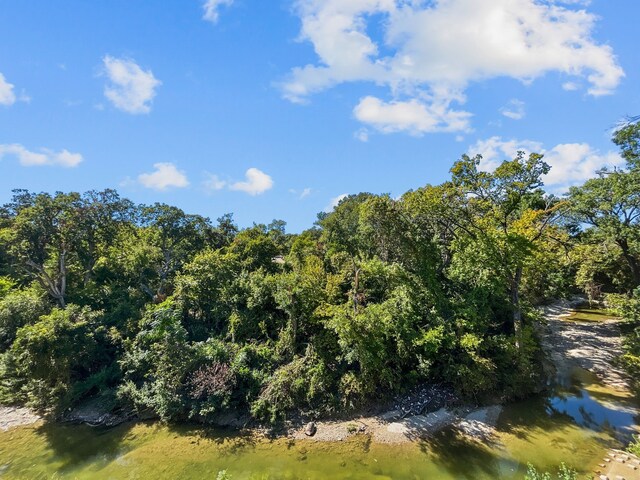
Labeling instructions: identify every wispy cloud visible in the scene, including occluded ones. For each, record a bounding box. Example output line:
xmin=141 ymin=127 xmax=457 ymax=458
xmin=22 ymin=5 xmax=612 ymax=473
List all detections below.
xmin=324 ymin=193 xmax=348 ymax=212
xmin=283 ymin=0 xmax=623 ymax=135
xmin=0 ymin=144 xmax=83 ymax=167
xmin=202 ymin=0 xmax=234 ymax=24
xmin=500 ymin=99 xmax=526 ymax=120
xmin=203 ymin=173 xmax=227 ymax=192
xmin=102 ymin=56 xmax=161 ymax=114
xmin=0 ymin=73 xmax=16 ymax=106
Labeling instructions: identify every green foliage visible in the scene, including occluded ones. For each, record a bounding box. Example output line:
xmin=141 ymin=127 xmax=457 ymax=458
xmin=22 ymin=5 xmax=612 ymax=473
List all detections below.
xmin=250 ymin=351 xmax=333 ymax=422
xmin=606 ymin=288 xmax=640 ymax=322
xmin=1 ymin=126 xmax=636 ymax=424
xmin=567 ymin=123 xmax=640 ymax=292
xmin=3 ymin=305 xmax=108 ymax=412
xmin=628 ymin=435 xmax=640 ymax=457
xmin=0 ymin=283 xmax=50 ymax=351
xmin=0 ymin=276 xmax=14 ymax=299
xmin=216 ymin=470 xmax=232 ymax=480
xmin=524 ymin=463 xmax=577 ymax=480
xmin=118 ymin=300 xmax=195 ymax=421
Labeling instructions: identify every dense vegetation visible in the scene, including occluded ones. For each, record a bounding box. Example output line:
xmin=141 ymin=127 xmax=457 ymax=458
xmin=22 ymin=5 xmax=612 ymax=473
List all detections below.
xmin=0 ymin=121 xmax=638 ymax=425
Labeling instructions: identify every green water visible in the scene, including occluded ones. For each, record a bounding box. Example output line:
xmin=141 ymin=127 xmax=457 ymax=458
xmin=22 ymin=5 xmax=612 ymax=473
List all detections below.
xmin=0 ymin=368 xmax=637 ymax=479
xmin=563 ymin=305 xmax=617 ymax=322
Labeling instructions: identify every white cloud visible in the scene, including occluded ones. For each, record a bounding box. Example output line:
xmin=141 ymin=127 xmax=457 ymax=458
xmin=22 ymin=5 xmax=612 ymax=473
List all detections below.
xmin=543 ymin=143 xmax=623 ymax=189
xmin=119 ymin=176 xmax=136 ymax=188
xmin=102 ymin=56 xmax=161 ymax=114
xmin=0 ymin=144 xmax=83 ymax=167
xmin=325 ymin=193 xmax=348 ymax=212
xmin=203 ymin=0 xmax=234 ymax=23
xmin=283 ymin=0 xmax=623 ymax=133
xmin=562 ymin=81 xmax=579 ymax=91
xmin=500 ymin=99 xmax=526 ymax=120
xmin=289 ymin=187 xmax=312 ymax=199
xmin=204 ymin=173 xmax=227 ymax=191
xmin=138 ymin=163 xmax=189 ymax=190
xmin=0 ymin=74 xmax=16 ymax=106
xmin=467 ymin=136 xmax=623 ymax=192
xmin=229 ymin=168 xmax=273 ymax=195
xmin=354 ymin=96 xmax=471 ymax=135
xmin=354 ymin=128 xmax=370 ymax=142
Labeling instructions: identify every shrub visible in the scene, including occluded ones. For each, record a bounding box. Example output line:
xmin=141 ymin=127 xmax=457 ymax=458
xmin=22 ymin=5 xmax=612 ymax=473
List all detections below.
xmin=525 ymin=463 xmax=577 ymax=480
xmin=0 ymin=284 xmax=50 ymax=351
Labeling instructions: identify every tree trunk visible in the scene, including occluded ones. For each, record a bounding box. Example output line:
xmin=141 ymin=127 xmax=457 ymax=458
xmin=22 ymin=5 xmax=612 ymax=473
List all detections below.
xmin=618 ymin=238 xmax=640 ymax=286
xmin=58 ymin=249 xmax=67 ymax=308
xmin=510 ymin=266 xmax=523 ymax=348
xmin=353 ymin=267 xmax=361 ymax=313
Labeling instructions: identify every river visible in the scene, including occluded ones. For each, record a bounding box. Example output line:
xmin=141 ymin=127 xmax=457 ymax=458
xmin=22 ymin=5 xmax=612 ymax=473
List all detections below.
xmin=0 ymin=364 xmax=638 ymax=479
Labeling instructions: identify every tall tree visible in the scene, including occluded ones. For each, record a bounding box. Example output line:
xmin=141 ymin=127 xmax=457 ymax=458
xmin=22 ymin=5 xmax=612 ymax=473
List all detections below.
xmin=138 ymin=204 xmax=211 ymax=300
xmin=4 ymin=191 xmax=84 ymax=307
xmin=568 ymin=120 xmax=640 ymax=288
xmin=445 ymin=152 xmax=558 ymax=339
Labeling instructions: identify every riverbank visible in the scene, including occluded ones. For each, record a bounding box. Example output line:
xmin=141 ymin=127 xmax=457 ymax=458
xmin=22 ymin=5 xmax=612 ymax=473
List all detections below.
xmin=0 ymin=298 xmax=635 ymax=448
xmin=2 ymin=300 xmax=640 ymax=479
xmin=0 ymin=406 xmax=40 ymax=431
xmin=539 ymin=298 xmax=632 ymax=392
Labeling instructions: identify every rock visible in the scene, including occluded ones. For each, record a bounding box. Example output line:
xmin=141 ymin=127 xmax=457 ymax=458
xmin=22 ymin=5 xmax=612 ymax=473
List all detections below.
xmin=62 ymin=397 xmax=130 ymax=427
xmin=387 ymin=408 xmax=456 ymax=436
xmin=304 ymin=422 xmax=317 ymax=437
xmin=212 ymin=412 xmax=248 ymax=428
xmin=379 ymin=410 xmax=402 ymax=422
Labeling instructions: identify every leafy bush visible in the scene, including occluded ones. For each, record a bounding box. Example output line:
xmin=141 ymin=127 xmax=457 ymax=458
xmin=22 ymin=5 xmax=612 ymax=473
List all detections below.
xmin=250 ymin=351 xmax=333 ymax=423
xmin=525 ymin=463 xmax=577 ymax=480
xmin=0 ymin=284 xmax=50 ymax=351
xmin=606 ymin=288 xmax=640 ymax=322
xmin=4 ymin=305 xmax=107 ymax=412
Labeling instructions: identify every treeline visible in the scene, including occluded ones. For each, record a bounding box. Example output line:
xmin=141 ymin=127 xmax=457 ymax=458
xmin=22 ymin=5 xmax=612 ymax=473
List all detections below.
xmin=0 ymin=121 xmax=638 ymax=424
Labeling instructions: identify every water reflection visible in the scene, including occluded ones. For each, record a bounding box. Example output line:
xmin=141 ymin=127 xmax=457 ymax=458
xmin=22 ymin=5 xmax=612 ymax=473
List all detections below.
xmin=546 ymin=367 xmax=639 ymax=441
xmin=0 ymin=367 xmax=638 ymax=479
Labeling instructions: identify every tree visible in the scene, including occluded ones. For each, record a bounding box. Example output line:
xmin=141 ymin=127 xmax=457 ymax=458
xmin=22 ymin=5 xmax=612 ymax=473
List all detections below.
xmin=0 ymin=284 xmax=50 ymax=351
xmin=568 ymin=121 xmax=640 ymax=289
xmin=6 ymin=305 xmax=105 ymax=411
xmin=3 ymin=192 xmax=85 ymax=307
xmin=446 ymin=152 xmax=559 ymax=339
xmin=138 ymin=204 xmax=211 ymax=300
xmin=2 ymin=190 xmax=134 ymax=308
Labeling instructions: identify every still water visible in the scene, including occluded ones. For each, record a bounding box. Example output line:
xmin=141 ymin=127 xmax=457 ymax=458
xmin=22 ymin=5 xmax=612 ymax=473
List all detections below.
xmin=0 ymin=368 xmax=637 ymax=479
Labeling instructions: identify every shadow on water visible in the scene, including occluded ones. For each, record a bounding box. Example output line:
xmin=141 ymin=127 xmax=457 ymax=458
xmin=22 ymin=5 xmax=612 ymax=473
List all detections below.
xmin=166 ymin=423 xmax=258 ymax=456
xmin=418 ymin=428 xmax=507 ymax=480
xmin=36 ymin=420 xmax=137 ymax=471
xmin=1 ymin=362 xmax=638 ymax=479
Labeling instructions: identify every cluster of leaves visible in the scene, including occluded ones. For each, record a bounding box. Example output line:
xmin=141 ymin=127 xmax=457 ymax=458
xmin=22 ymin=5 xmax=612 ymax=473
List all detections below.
xmin=629 ymin=435 xmax=640 ymax=457
xmin=524 ymin=463 xmax=578 ymax=480
xmin=0 ymin=120 xmax=637 ymax=425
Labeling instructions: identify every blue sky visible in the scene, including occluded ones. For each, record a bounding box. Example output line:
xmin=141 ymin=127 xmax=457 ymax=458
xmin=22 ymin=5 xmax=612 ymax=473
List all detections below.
xmin=0 ymin=0 xmax=638 ymax=232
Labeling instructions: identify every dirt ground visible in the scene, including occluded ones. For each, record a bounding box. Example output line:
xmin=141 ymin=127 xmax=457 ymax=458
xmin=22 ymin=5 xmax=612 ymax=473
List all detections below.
xmin=539 ymin=298 xmax=631 ymax=391
xmin=0 ymin=406 xmax=40 ymax=431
